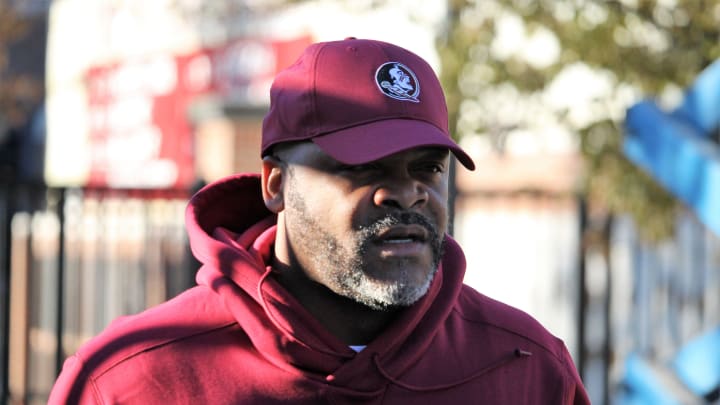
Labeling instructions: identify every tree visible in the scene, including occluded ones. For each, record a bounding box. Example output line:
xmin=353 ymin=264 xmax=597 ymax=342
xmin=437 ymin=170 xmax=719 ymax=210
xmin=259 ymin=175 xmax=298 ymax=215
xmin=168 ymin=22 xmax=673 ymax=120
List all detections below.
xmin=0 ymin=1 xmax=42 ymax=179
xmin=438 ymin=0 xmax=720 ymax=241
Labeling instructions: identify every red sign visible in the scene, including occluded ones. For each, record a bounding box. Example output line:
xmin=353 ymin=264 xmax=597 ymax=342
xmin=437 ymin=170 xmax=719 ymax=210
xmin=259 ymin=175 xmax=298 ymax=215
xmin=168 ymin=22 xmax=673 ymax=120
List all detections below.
xmin=85 ymin=36 xmax=311 ymax=189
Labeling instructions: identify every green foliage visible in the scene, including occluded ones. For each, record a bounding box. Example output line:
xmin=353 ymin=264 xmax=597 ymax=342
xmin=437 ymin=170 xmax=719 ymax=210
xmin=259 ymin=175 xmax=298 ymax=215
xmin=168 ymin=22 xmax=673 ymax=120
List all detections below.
xmin=439 ymin=0 xmax=719 ymax=241
xmin=0 ymin=3 xmax=27 ymax=71
xmin=0 ymin=3 xmax=32 ymax=134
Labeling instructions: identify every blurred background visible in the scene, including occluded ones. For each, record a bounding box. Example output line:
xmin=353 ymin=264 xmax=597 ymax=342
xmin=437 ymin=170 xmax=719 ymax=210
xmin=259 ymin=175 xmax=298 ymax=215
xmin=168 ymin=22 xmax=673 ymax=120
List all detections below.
xmin=1 ymin=0 xmax=719 ymax=404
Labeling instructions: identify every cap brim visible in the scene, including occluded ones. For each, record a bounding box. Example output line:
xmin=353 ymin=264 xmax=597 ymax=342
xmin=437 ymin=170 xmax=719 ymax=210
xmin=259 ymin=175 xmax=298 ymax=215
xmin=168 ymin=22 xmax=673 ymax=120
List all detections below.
xmin=311 ymin=119 xmax=475 ymax=170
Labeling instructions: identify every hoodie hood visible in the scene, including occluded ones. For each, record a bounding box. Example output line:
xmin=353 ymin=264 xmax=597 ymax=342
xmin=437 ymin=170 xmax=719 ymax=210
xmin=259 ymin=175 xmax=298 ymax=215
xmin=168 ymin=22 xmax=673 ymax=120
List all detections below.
xmin=185 ymin=173 xmax=499 ymax=396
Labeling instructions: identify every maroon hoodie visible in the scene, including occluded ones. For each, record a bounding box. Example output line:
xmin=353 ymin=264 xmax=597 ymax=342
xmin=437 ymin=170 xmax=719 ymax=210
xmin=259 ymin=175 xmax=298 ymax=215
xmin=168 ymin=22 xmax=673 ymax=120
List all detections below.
xmin=49 ymin=174 xmax=590 ymax=404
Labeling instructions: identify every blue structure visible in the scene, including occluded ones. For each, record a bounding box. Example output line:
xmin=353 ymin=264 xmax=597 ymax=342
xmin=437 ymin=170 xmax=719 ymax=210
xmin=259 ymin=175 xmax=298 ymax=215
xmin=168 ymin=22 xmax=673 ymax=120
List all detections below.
xmin=622 ymin=61 xmax=720 ymax=404
xmin=624 ymin=59 xmax=720 ymax=237
xmin=673 ymin=327 xmax=720 ymax=399
xmin=619 ymin=329 xmax=720 ymax=404
xmin=618 ymin=354 xmax=684 ymax=405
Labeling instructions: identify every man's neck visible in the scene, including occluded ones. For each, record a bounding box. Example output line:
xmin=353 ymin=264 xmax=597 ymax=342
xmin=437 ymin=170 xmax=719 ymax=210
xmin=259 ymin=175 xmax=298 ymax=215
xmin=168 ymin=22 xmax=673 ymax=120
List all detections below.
xmin=270 ymin=258 xmax=400 ymax=346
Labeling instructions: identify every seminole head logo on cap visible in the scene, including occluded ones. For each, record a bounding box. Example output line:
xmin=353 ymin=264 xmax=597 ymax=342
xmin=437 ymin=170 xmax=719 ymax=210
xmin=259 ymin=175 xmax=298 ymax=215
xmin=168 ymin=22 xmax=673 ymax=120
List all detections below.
xmin=375 ymin=62 xmax=420 ymax=103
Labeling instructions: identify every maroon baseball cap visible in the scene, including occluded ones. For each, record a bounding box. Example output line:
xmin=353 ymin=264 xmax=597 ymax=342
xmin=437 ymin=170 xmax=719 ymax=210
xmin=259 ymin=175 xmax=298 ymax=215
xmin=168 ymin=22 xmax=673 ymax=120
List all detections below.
xmin=261 ymin=38 xmax=475 ymax=170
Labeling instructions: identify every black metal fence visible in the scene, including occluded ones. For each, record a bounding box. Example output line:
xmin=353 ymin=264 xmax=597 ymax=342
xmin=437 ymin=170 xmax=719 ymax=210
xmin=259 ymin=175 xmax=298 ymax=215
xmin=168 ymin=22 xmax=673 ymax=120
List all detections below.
xmin=1 ymin=182 xmax=195 ymax=405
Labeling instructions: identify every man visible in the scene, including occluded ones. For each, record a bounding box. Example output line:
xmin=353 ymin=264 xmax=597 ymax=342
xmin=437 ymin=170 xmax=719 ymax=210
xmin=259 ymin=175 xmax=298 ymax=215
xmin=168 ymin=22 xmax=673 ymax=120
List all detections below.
xmin=50 ymin=38 xmax=590 ymax=404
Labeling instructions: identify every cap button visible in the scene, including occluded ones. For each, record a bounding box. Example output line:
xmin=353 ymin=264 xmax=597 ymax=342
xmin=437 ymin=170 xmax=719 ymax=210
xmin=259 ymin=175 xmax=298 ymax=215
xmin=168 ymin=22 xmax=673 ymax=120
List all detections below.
xmin=344 ymin=37 xmax=357 ymax=40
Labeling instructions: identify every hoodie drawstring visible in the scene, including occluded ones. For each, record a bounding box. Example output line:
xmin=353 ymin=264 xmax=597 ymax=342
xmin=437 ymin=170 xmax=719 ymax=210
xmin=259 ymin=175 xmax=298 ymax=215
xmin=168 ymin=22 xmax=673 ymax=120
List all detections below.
xmin=372 ymin=348 xmax=532 ymax=392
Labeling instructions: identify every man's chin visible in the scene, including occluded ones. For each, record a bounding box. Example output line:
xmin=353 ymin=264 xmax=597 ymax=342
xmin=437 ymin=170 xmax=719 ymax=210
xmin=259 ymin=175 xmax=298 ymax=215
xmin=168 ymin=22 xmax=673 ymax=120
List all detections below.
xmin=363 ymin=258 xmax=436 ymax=284
xmin=343 ymin=266 xmax=438 ymax=310
xmin=357 ymin=287 xmax=430 ymax=311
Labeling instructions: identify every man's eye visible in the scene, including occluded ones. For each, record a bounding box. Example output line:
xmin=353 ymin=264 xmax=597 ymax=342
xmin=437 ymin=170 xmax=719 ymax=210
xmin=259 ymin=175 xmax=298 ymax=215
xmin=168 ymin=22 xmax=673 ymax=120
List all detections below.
xmin=418 ymin=163 xmax=444 ymax=174
xmin=339 ymin=164 xmax=378 ymax=174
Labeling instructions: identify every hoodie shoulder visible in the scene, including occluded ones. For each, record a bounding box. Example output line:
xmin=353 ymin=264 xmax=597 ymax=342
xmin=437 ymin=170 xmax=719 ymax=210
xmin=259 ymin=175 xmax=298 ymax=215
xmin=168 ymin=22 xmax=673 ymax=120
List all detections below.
xmin=454 ymin=285 xmax=569 ymax=361
xmin=50 ymin=286 xmax=236 ymax=402
xmin=86 ymin=286 xmax=234 ymax=370
xmin=449 ymin=286 xmax=589 ymax=402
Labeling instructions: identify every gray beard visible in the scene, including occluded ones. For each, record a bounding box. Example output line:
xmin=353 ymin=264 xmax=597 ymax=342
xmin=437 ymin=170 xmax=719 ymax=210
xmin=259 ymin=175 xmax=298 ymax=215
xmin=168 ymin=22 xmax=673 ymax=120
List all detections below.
xmin=284 ymin=185 xmax=445 ymax=310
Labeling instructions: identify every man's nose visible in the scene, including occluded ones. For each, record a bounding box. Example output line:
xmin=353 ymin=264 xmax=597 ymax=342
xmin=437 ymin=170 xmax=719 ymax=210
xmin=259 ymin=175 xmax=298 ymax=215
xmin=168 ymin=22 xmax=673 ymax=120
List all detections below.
xmin=372 ymin=174 xmax=428 ymax=210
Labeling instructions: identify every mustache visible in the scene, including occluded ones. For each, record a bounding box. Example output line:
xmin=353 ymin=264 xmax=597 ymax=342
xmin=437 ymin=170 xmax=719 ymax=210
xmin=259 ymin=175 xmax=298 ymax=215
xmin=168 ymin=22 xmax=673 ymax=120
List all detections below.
xmin=358 ymin=212 xmax=442 ymax=241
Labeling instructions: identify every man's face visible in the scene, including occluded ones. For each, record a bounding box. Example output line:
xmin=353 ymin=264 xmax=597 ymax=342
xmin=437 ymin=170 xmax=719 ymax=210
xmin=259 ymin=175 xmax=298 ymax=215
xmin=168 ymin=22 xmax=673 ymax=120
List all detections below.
xmin=276 ymin=142 xmax=450 ymax=310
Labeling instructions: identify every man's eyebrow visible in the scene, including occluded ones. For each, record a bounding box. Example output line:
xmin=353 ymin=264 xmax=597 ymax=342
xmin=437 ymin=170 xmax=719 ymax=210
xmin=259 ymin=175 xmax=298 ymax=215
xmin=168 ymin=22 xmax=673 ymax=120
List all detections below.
xmin=417 ymin=148 xmax=451 ymax=159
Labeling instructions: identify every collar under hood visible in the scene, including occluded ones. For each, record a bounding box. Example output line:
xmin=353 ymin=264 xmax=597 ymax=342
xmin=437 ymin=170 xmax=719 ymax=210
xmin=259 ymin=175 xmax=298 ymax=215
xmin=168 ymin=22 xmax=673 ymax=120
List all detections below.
xmin=184 ymin=173 xmax=473 ymax=395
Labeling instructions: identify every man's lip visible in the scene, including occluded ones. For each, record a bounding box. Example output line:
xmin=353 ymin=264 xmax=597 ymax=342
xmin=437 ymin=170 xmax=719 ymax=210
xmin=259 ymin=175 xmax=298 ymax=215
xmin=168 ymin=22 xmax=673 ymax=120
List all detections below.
xmin=374 ymin=224 xmax=429 ymax=243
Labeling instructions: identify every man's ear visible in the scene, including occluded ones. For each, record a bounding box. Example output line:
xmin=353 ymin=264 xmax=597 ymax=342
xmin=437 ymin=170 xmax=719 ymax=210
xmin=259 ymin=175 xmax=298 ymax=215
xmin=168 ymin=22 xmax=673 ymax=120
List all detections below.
xmin=261 ymin=156 xmax=285 ymax=213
